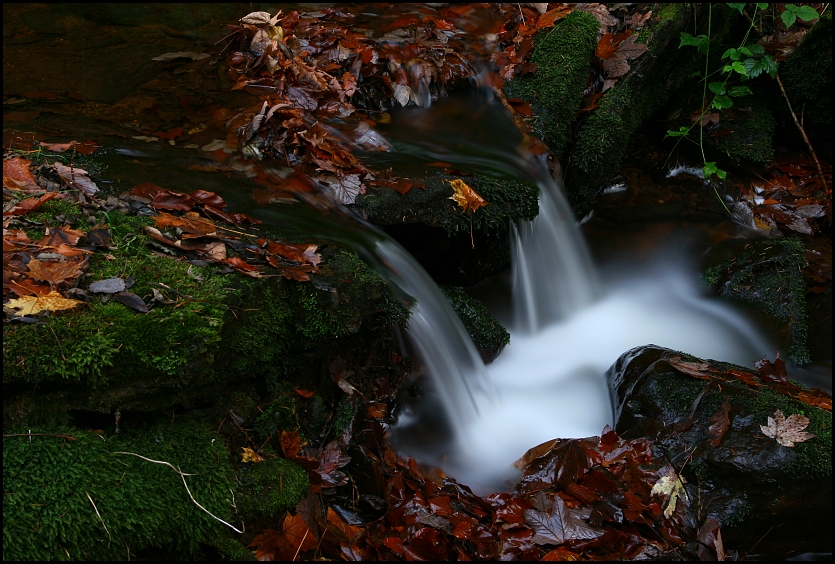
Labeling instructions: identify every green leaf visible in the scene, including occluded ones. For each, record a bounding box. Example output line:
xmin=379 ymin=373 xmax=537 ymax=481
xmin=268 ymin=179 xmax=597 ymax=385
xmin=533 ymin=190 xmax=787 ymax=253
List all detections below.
xmin=708 ymin=82 xmax=726 ymax=95
xmin=739 ymin=46 xmax=753 ymax=56
xmin=743 ymin=57 xmax=764 ymax=78
xmin=665 ymin=127 xmax=690 ymax=139
xmin=732 ymin=61 xmax=748 ymax=76
xmin=712 ymin=95 xmax=734 ymax=109
xmin=728 ymin=85 xmax=753 ymax=97
xmin=781 ymin=10 xmax=798 ymax=28
xmin=745 ymin=44 xmax=765 ymax=56
xmin=763 ymin=55 xmax=779 ymax=77
xmin=703 ymin=162 xmax=727 ymax=180
xmin=755 ymin=3 xmax=769 ymax=9
xmin=722 ymin=47 xmax=740 ymax=61
xmin=726 ymin=3 xmax=746 ymax=14
xmin=679 ymin=32 xmax=709 ymax=54
xmin=795 ymin=5 xmax=819 ymax=21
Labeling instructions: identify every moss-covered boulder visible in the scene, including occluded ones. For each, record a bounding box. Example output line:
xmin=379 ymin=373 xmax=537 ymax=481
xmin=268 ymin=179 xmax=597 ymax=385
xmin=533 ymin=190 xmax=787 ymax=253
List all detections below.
xmin=704 ymin=237 xmax=810 ymax=364
xmin=440 ymin=286 xmax=509 ymax=363
xmin=608 ymin=345 xmax=831 ymax=559
xmin=354 ymin=172 xmax=538 ymax=286
xmin=3 ymin=204 xmax=406 ymax=426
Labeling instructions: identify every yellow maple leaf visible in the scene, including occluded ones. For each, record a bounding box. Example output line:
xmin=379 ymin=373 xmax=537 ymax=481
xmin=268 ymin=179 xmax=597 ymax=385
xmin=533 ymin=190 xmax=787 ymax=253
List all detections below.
xmin=5 ymin=291 xmax=82 ymax=316
xmin=448 ymin=179 xmax=489 ymax=213
xmin=651 ymin=466 xmax=687 ymax=519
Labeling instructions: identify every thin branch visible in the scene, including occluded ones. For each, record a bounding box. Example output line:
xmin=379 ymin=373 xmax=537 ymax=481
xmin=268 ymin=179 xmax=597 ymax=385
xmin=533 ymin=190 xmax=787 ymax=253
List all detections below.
xmin=113 ymin=451 xmax=197 ymax=476
xmin=179 ymin=470 xmax=245 ymax=534
xmin=775 ymin=73 xmax=829 ymax=191
xmin=86 ymin=491 xmax=112 ymax=546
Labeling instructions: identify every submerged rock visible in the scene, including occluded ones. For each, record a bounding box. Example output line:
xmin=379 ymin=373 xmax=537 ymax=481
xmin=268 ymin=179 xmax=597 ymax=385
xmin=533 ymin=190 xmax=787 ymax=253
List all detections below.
xmin=608 ymin=345 xmax=832 ymax=559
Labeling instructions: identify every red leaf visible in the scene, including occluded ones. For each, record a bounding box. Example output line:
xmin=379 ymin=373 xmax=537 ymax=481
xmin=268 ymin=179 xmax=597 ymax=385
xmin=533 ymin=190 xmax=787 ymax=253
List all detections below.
xmin=708 ymin=398 xmax=731 ymax=447
xmin=189 ymin=189 xmax=226 ymax=208
xmin=152 ymin=190 xmax=195 ymax=212
xmin=3 ymin=156 xmax=41 ymax=192
xmin=4 ymin=192 xmax=57 ymax=216
xmin=129 ymin=182 xmax=165 ymax=201
xmin=249 ymin=513 xmax=317 ymax=561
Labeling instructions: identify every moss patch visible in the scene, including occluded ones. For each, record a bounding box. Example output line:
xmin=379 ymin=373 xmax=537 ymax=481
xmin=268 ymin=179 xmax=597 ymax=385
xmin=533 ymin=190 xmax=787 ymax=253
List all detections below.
xmin=704 ymin=238 xmax=810 ymax=364
xmin=503 ymin=10 xmax=599 ymax=156
xmin=3 ymin=420 xmax=232 ymax=560
xmin=235 ymin=457 xmax=309 ymax=522
xmin=440 ymin=286 xmax=509 ymax=363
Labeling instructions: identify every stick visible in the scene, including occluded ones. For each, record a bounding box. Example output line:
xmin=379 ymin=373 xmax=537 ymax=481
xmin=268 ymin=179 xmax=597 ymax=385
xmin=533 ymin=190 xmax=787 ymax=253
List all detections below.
xmin=86 ymin=491 xmax=112 ymax=546
xmin=775 ymin=73 xmax=828 ymax=191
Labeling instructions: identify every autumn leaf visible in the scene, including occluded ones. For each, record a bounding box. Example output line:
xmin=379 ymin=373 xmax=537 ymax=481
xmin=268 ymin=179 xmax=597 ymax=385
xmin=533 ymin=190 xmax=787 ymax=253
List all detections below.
xmin=708 ymin=399 xmax=731 ymax=447
xmin=760 ymin=409 xmax=815 ymax=447
xmin=669 ymin=356 xmax=714 ymax=379
xmin=241 ymin=447 xmax=265 ymax=463
xmin=4 ymin=192 xmax=57 ymax=216
xmin=52 ymin=162 xmax=99 ymax=196
xmin=448 ymin=179 xmax=488 ymax=213
xmin=524 ymin=495 xmax=602 ymax=545
xmin=650 ymin=466 xmax=686 ymax=519
xmin=6 ymin=291 xmax=82 ymax=316
xmin=3 ymin=156 xmax=41 ymax=191
xmin=536 ymin=6 xmax=573 ymax=29
xmin=27 ymin=258 xmax=83 ymax=285
xmin=326 ymin=506 xmax=364 ymax=543
xmin=249 ymin=513 xmax=317 ymax=561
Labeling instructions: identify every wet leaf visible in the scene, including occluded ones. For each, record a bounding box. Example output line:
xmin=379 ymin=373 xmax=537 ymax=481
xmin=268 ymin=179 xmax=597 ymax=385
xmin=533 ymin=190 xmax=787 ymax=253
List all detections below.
xmin=448 ymin=179 xmax=488 ymax=213
xmin=249 ymin=513 xmax=317 ymax=561
xmin=39 ymin=226 xmax=85 ymax=248
xmin=326 ymin=506 xmax=364 ymax=543
xmin=650 ymin=466 xmax=686 ymax=519
xmin=111 ymin=291 xmax=149 ymax=313
xmin=6 ymin=291 xmax=82 ymax=316
xmin=708 ymin=398 xmax=731 ymax=447
xmin=152 ymin=190 xmax=195 ymax=212
xmin=27 ymin=258 xmax=82 ymax=285
xmin=760 ymin=409 xmax=815 ymax=447
xmin=536 ymin=6 xmax=573 ymax=29
xmin=669 ymin=356 xmax=714 ymax=379
xmin=52 ymin=162 xmax=99 ymax=196
xmin=524 ymin=495 xmax=602 ymax=545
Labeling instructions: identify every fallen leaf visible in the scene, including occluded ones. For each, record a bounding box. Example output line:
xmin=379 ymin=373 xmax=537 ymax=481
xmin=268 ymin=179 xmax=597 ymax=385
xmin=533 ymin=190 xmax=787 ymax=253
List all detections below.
xmin=27 ymin=258 xmax=82 ymax=285
xmin=249 ymin=513 xmax=317 ymax=561
xmin=3 ymin=156 xmax=40 ymax=191
xmin=524 ymin=495 xmax=602 ymax=545
xmin=326 ymin=506 xmax=364 ymax=543
xmin=4 ymin=192 xmax=57 ymax=216
xmin=708 ymin=398 xmax=731 ymax=447
xmin=89 ymin=277 xmax=127 ymax=294
xmin=669 ymin=356 xmax=714 ymax=379
xmin=52 ymin=162 xmax=99 ymax=196
xmin=760 ymin=409 xmax=815 ymax=447
xmin=536 ymin=6 xmax=573 ymax=29
xmin=6 ymin=291 xmax=82 ymax=316
xmin=650 ymin=466 xmax=686 ymax=519
xmin=448 ymin=179 xmax=488 ymax=213
xmin=241 ymin=447 xmax=265 ymax=463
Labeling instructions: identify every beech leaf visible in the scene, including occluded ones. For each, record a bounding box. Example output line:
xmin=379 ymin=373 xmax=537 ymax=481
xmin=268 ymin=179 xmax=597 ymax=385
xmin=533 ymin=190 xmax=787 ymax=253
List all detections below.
xmin=760 ymin=409 xmax=815 ymax=447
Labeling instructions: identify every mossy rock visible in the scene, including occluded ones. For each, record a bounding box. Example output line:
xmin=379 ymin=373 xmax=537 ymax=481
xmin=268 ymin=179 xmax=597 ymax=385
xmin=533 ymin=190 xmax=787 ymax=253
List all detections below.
xmin=565 ymin=4 xmax=696 ymax=217
xmin=235 ymin=457 xmax=309 ymax=522
xmin=3 ymin=419 xmax=234 ymax=560
xmin=440 ymin=286 xmax=509 ymax=363
xmin=704 ymin=238 xmax=810 ymax=364
xmin=503 ymin=10 xmax=600 ymax=156
xmin=3 ymin=204 xmax=406 ymax=425
xmin=609 ymin=345 xmax=832 ymax=559
xmin=354 ymin=171 xmax=538 ymax=285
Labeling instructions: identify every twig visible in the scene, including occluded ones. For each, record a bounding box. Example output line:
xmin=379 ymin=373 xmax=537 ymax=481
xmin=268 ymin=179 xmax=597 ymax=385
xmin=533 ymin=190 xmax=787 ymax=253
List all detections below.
xmin=775 ymin=73 xmax=829 ymax=191
xmin=113 ymin=451 xmax=244 ymax=534
xmin=4 ymin=432 xmax=76 ymax=441
xmin=292 ymin=528 xmax=310 ymax=561
xmin=86 ymin=491 xmax=112 ymax=546
xmin=179 ymin=469 xmax=244 ymax=534
xmin=748 ymin=525 xmax=774 ymax=554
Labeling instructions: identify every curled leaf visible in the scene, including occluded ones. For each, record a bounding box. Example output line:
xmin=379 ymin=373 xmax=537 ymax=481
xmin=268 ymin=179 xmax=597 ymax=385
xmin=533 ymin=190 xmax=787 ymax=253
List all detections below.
xmin=448 ymin=179 xmax=488 ymax=213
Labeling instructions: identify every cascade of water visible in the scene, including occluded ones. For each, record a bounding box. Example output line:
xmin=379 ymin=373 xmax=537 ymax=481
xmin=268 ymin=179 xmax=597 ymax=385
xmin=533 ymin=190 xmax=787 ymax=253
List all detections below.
xmin=511 ymin=175 xmax=600 ymax=333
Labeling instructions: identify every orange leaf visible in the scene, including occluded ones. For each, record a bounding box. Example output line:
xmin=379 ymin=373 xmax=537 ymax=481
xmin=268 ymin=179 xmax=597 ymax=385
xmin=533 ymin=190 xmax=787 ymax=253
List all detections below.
xmin=3 ymin=156 xmax=40 ymax=192
xmin=326 ymin=507 xmax=364 ymax=543
xmin=280 ymin=431 xmax=302 ymax=458
xmin=27 ymin=258 xmax=83 ymax=285
xmin=250 ymin=514 xmax=317 ymax=561
xmin=596 ymin=33 xmax=619 ymax=59
xmin=448 ymin=179 xmax=488 ymax=213
xmin=536 ymin=6 xmax=573 ymax=29
xmin=5 ymin=192 xmax=57 ymax=216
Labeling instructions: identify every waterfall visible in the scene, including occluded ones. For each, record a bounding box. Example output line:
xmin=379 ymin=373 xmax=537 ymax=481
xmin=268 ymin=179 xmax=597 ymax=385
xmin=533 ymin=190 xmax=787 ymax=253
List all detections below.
xmin=511 ymin=175 xmax=600 ymax=333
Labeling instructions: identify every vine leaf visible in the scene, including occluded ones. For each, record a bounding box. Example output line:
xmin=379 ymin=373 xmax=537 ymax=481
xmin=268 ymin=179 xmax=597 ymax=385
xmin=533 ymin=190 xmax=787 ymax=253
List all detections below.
xmin=760 ymin=409 xmax=815 ymax=447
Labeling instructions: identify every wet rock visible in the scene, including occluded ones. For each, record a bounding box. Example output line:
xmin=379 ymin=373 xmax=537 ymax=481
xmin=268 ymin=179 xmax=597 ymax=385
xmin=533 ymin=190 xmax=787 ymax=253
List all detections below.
xmin=440 ymin=286 xmax=509 ymax=363
xmin=608 ymin=345 xmax=832 ymax=559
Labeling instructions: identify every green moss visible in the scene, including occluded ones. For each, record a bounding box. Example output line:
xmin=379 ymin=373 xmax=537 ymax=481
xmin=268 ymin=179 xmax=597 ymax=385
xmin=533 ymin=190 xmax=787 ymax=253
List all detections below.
xmin=440 ymin=286 xmax=509 ymax=360
xmin=704 ymin=238 xmax=810 ymax=364
xmin=503 ymin=10 xmax=599 ymax=155
xmin=211 ymin=536 xmax=258 ymax=561
xmin=254 ymin=390 xmax=298 ymax=439
xmin=333 ymin=396 xmax=356 ymax=436
xmin=715 ymin=102 xmax=776 ymax=163
xmin=354 ymin=172 xmax=538 ymax=235
xmin=738 ymin=388 xmax=832 ymax=478
xmin=3 ymin=420 xmax=232 ymax=560
xmin=236 ymin=458 xmax=309 ymax=521
xmin=780 ymin=12 xmax=831 ymax=128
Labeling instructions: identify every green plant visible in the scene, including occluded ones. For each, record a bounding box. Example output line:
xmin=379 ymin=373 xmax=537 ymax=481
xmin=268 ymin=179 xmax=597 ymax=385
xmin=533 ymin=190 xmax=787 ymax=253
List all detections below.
xmin=665 ymin=3 xmax=820 ymax=199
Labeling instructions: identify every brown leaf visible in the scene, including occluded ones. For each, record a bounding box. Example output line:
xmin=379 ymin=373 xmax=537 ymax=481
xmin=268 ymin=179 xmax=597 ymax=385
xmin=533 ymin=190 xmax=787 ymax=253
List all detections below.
xmin=38 ymin=226 xmax=85 ymax=248
xmin=708 ymin=398 xmax=731 ymax=447
xmin=27 ymin=258 xmax=82 ymax=285
xmin=760 ymin=409 xmax=815 ymax=447
xmin=280 ymin=431 xmax=302 ymax=458
xmin=222 ymin=256 xmax=262 ymax=277
xmin=249 ymin=513 xmax=317 ymax=561
xmin=616 ymin=35 xmax=648 ymax=60
xmin=602 ymin=55 xmax=631 ymax=78
xmin=326 ymin=507 xmax=364 ymax=543
xmin=536 ymin=6 xmax=573 ymax=29
xmin=596 ymin=33 xmax=619 ymax=59
xmin=524 ymin=495 xmax=602 ymax=545
xmin=448 ymin=179 xmax=488 ymax=213
xmin=111 ymin=291 xmax=149 ymax=313
xmin=52 ymin=162 xmax=99 ymax=196
xmin=669 ymin=356 xmax=714 ymax=379
xmin=4 ymin=192 xmax=58 ymax=216
xmin=6 ymin=291 xmax=82 ymax=316
xmin=152 ymin=190 xmax=195 ymax=212
xmin=3 ymin=156 xmax=40 ymax=192
xmin=189 ymin=189 xmax=227 ymax=208
xmin=128 ymin=182 xmax=165 ymax=202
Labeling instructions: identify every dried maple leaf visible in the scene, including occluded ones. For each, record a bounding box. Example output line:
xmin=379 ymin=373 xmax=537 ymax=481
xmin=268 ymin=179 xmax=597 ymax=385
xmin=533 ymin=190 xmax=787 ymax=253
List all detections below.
xmin=669 ymin=356 xmax=713 ymax=379
xmin=27 ymin=258 xmax=83 ymax=285
xmin=3 ymin=156 xmax=41 ymax=192
xmin=6 ymin=291 xmax=82 ymax=316
xmin=448 ymin=179 xmax=488 ymax=213
xmin=5 ymin=192 xmax=57 ymax=216
xmin=249 ymin=513 xmax=317 ymax=561
xmin=650 ymin=466 xmax=686 ymax=519
xmin=241 ymin=447 xmax=265 ymax=463
xmin=52 ymin=162 xmax=99 ymax=196
xmin=760 ymin=409 xmax=815 ymax=447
